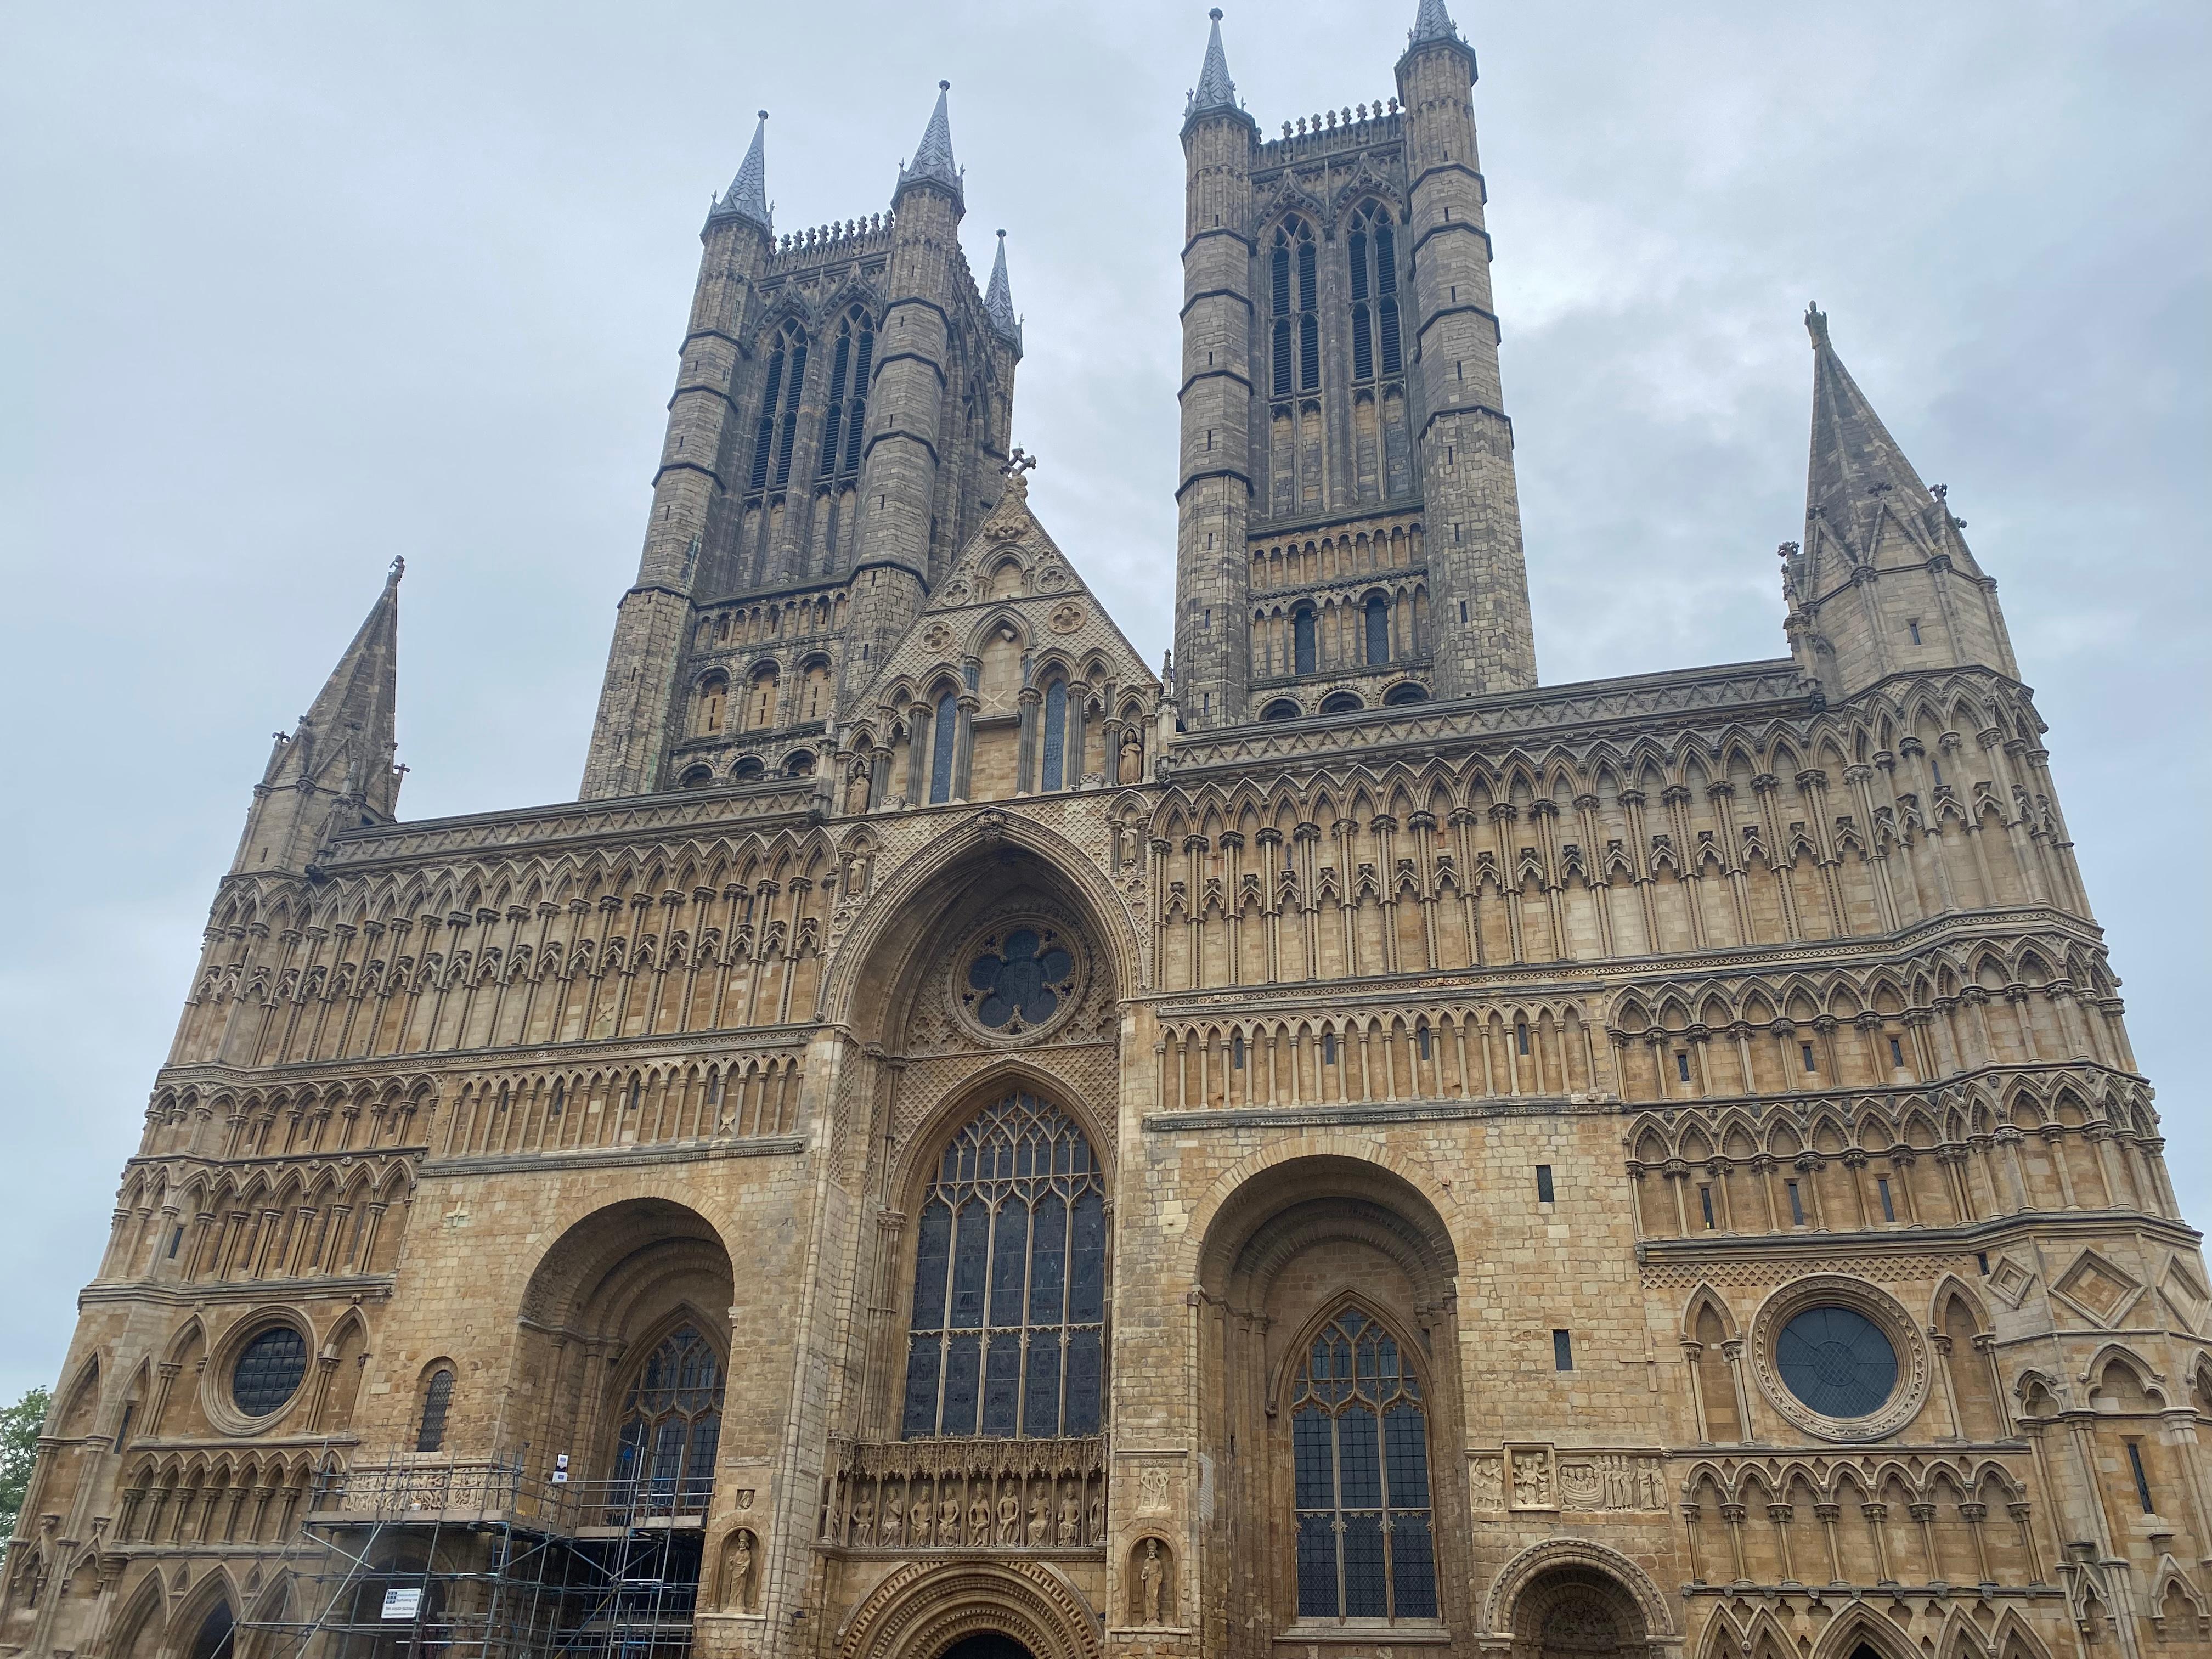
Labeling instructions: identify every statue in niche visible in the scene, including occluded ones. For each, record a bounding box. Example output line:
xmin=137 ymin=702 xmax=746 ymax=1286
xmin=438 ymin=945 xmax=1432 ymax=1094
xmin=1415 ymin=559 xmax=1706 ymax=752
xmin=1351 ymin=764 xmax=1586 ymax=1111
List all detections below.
xmin=717 ymin=1528 xmax=758 ymax=1613
xmin=1118 ymin=730 xmax=1143 ymax=785
xmin=878 ymin=1500 xmax=903 ymax=1546
xmin=997 ymin=1491 xmax=1020 ymax=1544
xmin=1135 ymin=1538 xmax=1169 ymax=1626
xmin=967 ymin=1493 xmax=990 ymax=1544
xmin=1088 ymin=1496 xmax=1104 ymax=1541
xmin=912 ymin=1499 xmax=935 ymax=1545
xmin=843 ymin=767 xmax=870 ymax=815
xmin=1026 ymin=1498 xmax=1048 ymax=1545
xmin=850 ymin=1499 xmax=874 ymax=1545
xmin=939 ymin=1497 xmax=962 ymax=1545
xmin=1057 ymin=1491 xmax=1081 ymax=1544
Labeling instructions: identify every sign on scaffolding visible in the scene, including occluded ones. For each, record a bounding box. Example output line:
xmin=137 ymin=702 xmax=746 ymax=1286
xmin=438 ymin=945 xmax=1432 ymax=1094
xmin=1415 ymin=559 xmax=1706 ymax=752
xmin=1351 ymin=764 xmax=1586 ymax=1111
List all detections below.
xmin=380 ymin=1587 xmax=423 ymax=1621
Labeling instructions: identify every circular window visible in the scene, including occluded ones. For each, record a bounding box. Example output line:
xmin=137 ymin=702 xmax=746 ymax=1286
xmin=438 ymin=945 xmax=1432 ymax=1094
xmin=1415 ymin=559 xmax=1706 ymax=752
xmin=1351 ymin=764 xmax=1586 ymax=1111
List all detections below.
xmin=1775 ymin=1306 xmax=1897 ymax=1418
xmin=950 ymin=918 xmax=1088 ymax=1046
xmin=231 ymin=1327 xmax=308 ymax=1417
xmin=1748 ymin=1276 xmax=1928 ymax=1441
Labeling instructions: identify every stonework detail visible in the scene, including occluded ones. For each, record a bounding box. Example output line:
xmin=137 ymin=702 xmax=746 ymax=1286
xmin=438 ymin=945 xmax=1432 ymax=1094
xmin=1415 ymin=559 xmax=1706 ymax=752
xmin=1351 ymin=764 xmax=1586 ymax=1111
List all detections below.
xmin=5 ymin=10 xmax=2200 ymax=1659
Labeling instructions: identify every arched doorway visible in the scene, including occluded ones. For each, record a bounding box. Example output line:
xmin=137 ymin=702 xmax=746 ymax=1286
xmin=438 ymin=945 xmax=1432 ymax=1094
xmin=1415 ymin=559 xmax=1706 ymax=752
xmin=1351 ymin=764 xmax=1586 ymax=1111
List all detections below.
xmin=1509 ymin=1565 xmax=1649 ymax=1659
xmin=938 ymin=1636 xmax=1034 ymax=1659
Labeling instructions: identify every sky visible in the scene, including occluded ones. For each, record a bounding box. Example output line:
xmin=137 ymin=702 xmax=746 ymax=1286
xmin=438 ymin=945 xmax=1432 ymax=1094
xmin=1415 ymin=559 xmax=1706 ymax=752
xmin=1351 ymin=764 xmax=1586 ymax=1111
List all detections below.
xmin=1 ymin=1 xmax=2205 ymax=1400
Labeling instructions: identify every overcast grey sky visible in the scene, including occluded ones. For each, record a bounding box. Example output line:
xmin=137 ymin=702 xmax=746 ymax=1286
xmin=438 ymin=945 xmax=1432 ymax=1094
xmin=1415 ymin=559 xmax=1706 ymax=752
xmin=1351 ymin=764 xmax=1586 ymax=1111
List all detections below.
xmin=2 ymin=2 xmax=2205 ymax=1398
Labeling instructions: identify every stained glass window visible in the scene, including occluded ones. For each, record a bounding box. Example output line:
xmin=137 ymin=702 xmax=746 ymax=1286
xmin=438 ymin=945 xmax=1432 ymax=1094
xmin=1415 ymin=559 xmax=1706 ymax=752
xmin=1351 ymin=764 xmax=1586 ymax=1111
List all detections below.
xmin=611 ymin=1325 xmax=724 ymax=1516
xmin=963 ymin=928 xmax=1076 ymax=1034
xmin=1775 ymin=1306 xmax=1897 ymax=1419
xmin=231 ymin=1327 xmax=307 ymax=1417
xmin=1290 ymin=1308 xmax=1437 ymax=1621
xmin=902 ymin=1094 xmax=1106 ymax=1440
xmin=416 ymin=1368 xmax=454 ymax=1452
xmin=1041 ymin=680 xmax=1068 ymax=791
xmin=929 ymin=690 xmax=958 ymax=804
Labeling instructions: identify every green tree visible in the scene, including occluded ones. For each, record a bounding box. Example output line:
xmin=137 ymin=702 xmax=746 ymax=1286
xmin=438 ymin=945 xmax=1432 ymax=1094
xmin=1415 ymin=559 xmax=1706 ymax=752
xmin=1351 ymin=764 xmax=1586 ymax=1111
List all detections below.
xmin=0 ymin=1386 xmax=52 ymax=1563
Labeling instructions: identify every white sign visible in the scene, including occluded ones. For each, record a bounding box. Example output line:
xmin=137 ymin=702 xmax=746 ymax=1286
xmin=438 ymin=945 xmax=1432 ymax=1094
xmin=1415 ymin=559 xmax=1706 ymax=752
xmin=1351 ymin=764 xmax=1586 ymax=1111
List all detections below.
xmin=381 ymin=1588 xmax=423 ymax=1621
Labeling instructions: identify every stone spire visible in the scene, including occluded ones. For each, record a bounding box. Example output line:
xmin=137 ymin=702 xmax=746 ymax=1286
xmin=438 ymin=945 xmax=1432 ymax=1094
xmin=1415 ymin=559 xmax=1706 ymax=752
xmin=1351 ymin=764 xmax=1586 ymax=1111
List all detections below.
xmin=898 ymin=81 xmax=962 ymax=202
xmin=231 ymin=561 xmax=405 ymax=873
xmin=708 ymin=110 xmax=771 ymax=231
xmin=1782 ymin=305 xmax=2013 ymax=697
xmin=1409 ymin=0 xmax=1460 ymax=46
xmin=1185 ymin=9 xmax=1243 ymax=124
xmin=984 ymin=229 xmax=1022 ymax=353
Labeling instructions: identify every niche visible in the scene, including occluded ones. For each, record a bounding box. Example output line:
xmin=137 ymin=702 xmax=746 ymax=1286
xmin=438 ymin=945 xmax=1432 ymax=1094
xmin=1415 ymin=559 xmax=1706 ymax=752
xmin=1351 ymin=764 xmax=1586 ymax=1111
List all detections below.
xmin=1127 ymin=1536 xmax=1174 ymax=1628
xmin=716 ymin=1527 xmax=759 ymax=1614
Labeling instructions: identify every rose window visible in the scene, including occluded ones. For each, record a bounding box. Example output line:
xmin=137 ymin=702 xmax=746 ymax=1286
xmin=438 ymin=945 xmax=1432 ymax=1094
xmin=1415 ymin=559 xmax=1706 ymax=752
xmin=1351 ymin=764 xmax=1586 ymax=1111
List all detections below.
xmin=963 ymin=927 xmax=1076 ymax=1035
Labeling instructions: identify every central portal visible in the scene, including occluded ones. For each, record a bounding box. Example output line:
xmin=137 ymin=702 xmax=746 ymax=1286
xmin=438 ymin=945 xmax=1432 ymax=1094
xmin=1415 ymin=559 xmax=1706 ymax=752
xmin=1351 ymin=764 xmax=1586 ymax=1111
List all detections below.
xmin=938 ymin=1637 xmax=1035 ymax=1659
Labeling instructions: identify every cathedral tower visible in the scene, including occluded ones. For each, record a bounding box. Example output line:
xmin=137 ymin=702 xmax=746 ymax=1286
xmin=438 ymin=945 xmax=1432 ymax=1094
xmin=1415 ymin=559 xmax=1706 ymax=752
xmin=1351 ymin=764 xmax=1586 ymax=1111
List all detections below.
xmin=580 ymin=93 xmax=1020 ymax=798
xmin=1172 ymin=1 xmax=1537 ymax=730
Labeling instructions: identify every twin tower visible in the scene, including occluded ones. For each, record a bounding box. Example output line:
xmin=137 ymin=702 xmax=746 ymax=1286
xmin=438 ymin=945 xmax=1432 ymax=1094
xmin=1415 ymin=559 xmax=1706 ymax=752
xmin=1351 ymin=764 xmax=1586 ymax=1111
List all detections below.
xmin=577 ymin=2 xmax=1534 ymax=800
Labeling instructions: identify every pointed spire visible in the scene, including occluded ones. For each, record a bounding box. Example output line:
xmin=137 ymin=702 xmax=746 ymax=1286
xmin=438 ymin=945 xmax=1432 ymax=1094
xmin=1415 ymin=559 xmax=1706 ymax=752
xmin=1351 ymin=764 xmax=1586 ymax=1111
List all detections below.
xmin=1802 ymin=302 xmax=1951 ymax=566
xmin=290 ymin=557 xmax=404 ymax=821
xmin=709 ymin=111 xmax=772 ymax=232
xmin=984 ymin=229 xmax=1022 ymax=352
xmin=898 ymin=81 xmax=963 ymax=202
xmin=1409 ymin=0 xmax=1460 ymax=45
xmin=1185 ymin=9 xmax=1242 ymax=123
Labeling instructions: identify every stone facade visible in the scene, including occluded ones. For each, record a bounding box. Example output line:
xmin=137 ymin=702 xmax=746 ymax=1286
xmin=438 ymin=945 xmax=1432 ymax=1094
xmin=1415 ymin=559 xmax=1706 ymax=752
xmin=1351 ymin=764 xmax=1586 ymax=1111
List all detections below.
xmin=5 ymin=9 xmax=2207 ymax=1659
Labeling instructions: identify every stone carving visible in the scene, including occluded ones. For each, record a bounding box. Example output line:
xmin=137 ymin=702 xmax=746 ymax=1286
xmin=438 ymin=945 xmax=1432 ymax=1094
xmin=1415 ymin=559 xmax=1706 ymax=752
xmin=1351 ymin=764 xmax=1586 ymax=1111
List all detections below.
xmin=1468 ymin=1455 xmax=1504 ymax=1511
xmin=1509 ymin=1446 xmax=1556 ymax=1511
xmin=1554 ymin=1454 xmax=1667 ymax=1511
xmin=1136 ymin=1466 xmax=1170 ymax=1513
xmin=1132 ymin=1538 xmax=1171 ymax=1627
xmin=820 ymin=1435 xmax=1105 ymax=1550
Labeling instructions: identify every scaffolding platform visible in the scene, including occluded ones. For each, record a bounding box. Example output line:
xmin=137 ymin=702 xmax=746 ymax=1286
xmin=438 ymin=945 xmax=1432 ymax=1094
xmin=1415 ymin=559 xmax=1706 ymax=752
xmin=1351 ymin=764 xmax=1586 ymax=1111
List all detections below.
xmin=238 ymin=1455 xmax=710 ymax=1659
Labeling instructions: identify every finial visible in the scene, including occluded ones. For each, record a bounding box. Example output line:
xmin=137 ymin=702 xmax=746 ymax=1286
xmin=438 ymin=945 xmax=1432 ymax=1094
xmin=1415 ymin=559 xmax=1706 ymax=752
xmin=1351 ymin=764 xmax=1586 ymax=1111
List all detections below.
xmin=940 ymin=78 xmax=951 ymax=91
xmin=1804 ymin=301 xmax=1829 ymax=345
xmin=388 ymin=554 xmax=405 ymax=584
xmin=1002 ymin=447 xmax=1037 ymax=478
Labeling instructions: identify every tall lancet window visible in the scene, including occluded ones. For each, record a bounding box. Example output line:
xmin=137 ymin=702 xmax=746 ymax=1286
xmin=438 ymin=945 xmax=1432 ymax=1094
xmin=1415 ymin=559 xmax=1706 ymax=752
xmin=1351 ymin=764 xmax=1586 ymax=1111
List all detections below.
xmin=928 ymin=688 xmax=959 ymax=804
xmin=1291 ymin=1308 xmax=1437 ymax=1621
xmin=1269 ymin=216 xmax=1317 ymax=400
xmin=1041 ymin=678 xmax=1070 ymax=792
xmin=901 ymin=1094 xmax=1105 ymax=1440
xmin=817 ymin=307 xmax=875 ymax=478
xmin=611 ymin=1324 xmax=724 ymax=1517
xmin=1347 ymin=202 xmax=1401 ymax=385
xmin=748 ymin=320 xmax=810 ymax=493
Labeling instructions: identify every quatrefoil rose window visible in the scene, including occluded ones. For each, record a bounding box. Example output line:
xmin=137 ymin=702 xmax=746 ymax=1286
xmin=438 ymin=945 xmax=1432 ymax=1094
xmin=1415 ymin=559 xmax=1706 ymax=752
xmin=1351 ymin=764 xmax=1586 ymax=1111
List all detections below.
xmin=958 ymin=924 xmax=1080 ymax=1041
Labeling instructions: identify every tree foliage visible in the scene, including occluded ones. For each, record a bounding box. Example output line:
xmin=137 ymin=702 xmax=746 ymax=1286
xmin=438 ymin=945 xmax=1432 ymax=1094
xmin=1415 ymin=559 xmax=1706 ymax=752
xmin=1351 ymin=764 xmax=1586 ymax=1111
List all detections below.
xmin=0 ymin=1386 xmax=52 ymax=1560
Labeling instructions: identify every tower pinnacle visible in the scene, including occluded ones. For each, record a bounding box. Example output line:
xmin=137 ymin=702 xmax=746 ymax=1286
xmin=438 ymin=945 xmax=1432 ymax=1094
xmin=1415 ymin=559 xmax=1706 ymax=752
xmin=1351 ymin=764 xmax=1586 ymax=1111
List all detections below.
xmin=1409 ymin=0 xmax=1459 ymax=46
xmin=709 ymin=110 xmax=771 ymax=231
xmin=899 ymin=81 xmax=962 ymax=202
xmin=1186 ymin=9 xmax=1243 ymax=125
xmin=984 ymin=229 xmax=1022 ymax=353
xmin=231 ymin=563 xmax=404 ymax=873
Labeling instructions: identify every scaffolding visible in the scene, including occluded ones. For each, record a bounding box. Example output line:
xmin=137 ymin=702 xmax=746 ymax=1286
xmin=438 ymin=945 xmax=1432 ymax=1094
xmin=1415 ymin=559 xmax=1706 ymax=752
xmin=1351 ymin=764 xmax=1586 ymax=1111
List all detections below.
xmin=238 ymin=1455 xmax=708 ymax=1659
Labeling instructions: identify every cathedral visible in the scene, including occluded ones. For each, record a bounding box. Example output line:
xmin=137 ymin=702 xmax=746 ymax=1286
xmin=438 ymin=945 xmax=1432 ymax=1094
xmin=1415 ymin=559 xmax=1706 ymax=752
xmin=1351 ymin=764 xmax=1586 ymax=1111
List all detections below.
xmin=8 ymin=7 xmax=2209 ymax=1659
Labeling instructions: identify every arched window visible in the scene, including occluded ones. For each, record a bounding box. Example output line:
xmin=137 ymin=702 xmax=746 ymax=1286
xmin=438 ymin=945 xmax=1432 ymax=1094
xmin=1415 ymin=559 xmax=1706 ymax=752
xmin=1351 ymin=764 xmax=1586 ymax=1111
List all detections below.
xmin=696 ymin=674 xmax=729 ymax=736
xmin=929 ymin=689 xmax=959 ymax=804
xmin=1383 ymin=682 xmax=1427 ymax=706
xmin=747 ymin=321 xmax=809 ymax=493
xmin=799 ymin=660 xmax=832 ymax=721
xmin=415 ymin=1368 xmax=454 ymax=1452
xmin=1041 ymin=679 xmax=1069 ymax=792
xmin=746 ymin=667 xmax=779 ymax=730
xmin=187 ymin=1600 xmax=236 ymax=1659
xmin=1348 ymin=204 xmax=1400 ymax=384
xmin=611 ymin=1324 xmax=724 ymax=1516
xmin=1291 ymin=1308 xmax=1437 ymax=1620
xmin=1364 ymin=594 xmax=1391 ymax=665
xmin=1260 ymin=698 xmax=1302 ymax=722
xmin=1293 ymin=607 xmax=1318 ymax=675
xmin=1269 ymin=217 xmax=1317 ymax=400
xmin=817 ymin=308 xmax=875 ymax=478
xmin=732 ymin=756 xmax=764 ymax=781
xmin=1319 ymin=691 xmax=1363 ymax=715
xmin=901 ymin=1094 xmax=1105 ymax=1440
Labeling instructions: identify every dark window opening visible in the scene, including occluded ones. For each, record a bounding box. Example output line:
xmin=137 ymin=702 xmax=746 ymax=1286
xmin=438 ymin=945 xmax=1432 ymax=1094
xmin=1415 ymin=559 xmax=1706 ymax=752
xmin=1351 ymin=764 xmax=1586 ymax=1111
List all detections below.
xmin=1323 ymin=1031 xmax=1338 ymax=1065
xmin=2126 ymin=1441 xmax=2155 ymax=1513
xmin=611 ymin=1325 xmax=723 ymax=1515
xmin=1786 ymin=1181 xmax=1805 ymax=1226
xmin=1232 ymin=1033 xmax=1245 ymax=1069
xmin=1364 ymin=594 xmax=1390 ymax=665
xmin=1675 ymin=1051 xmax=1691 ymax=1083
xmin=232 ymin=1327 xmax=308 ymax=1418
xmin=1877 ymin=1178 xmax=1895 ymax=1222
xmin=1908 ymin=619 xmax=1923 ymax=646
xmin=416 ymin=1368 xmax=454 ymax=1452
xmin=1801 ymin=1042 xmax=1818 ymax=1073
xmin=1515 ymin=1020 xmax=1531 ymax=1056
xmin=1417 ymin=1025 xmax=1431 ymax=1060
xmin=1293 ymin=607 xmax=1317 ymax=675
xmin=1889 ymin=1037 xmax=1905 ymax=1068
xmin=1699 ymin=1186 xmax=1714 ymax=1229
xmin=1553 ymin=1330 xmax=1574 ymax=1372
xmin=1535 ymin=1165 xmax=1555 ymax=1204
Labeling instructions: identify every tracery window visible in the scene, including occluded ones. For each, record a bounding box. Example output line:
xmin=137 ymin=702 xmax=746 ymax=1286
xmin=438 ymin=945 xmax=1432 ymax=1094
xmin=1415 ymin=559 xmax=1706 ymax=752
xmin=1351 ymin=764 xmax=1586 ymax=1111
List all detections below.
xmin=748 ymin=321 xmax=809 ymax=493
xmin=1269 ymin=216 xmax=1318 ymax=399
xmin=415 ymin=1367 xmax=454 ymax=1452
xmin=611 ymin=1324 xmax=724 ymax=1516
xmin=901 ymin=1094 xmax=1105 ymax=1440
xmin=1291 ymin=1308 xmax=1437 ymax=1621
xmin=1347 ymin=204 xmax=1402 ymax=384
xmin=817 ymin=307 xmax=876 ymax=478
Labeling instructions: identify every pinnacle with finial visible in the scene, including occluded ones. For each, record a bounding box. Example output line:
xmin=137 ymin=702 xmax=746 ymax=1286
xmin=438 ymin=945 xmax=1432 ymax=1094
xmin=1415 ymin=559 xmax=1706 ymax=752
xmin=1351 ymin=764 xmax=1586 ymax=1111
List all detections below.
xmin=709 ymin=110 xmax=772 ymax=231
xmin=1185 ymin=9 xmax=1244 ymax=125
xmin=984 ymin=228 xmax=1023 ymax=352
xmin=1409 ymin=0 xmax=1459 ymax=45
xmin=899 ymin=80 xmax=961 ymax=199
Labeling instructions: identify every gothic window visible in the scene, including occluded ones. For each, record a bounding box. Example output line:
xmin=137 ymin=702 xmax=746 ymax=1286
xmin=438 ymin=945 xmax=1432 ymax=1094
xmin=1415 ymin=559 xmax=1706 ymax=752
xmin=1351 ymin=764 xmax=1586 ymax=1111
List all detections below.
xmin=1270 ymin=216 xmax=1318 ymax=400
xmin=1291 ymin=1308 xmax=1437 ymax=1621
xmin=611 ymin=1324 xmax=724 ymax=1516
xmin=799 ymin=660 xmax=831 ymax=721
xmin=1041 ymin=678 xmax=1069 ymax=791
xmin=748 ymin=321 xmax=809 ymax=493
xmin=1293 ymin=606 xmax=1318 ymax=675
xmin=1364 ymin=594 xmax=1391 ymax=665
xmin=747 ymin=665 xmax=779 ymax=730
xmin=901 ymin=1094 xmax=1106 ymax=1440
xmin=929 ymin=688 xmax=959 ymax=804
xmin=696 ymin=674 xmax=729 ymax=736
xmin=416 ymin=1368 xmax=454 ymax=1452
xmin=817 ymin=307 xmax=875 ymax=478
xmin=1348 ymin=205 xmax=1401 ymax=383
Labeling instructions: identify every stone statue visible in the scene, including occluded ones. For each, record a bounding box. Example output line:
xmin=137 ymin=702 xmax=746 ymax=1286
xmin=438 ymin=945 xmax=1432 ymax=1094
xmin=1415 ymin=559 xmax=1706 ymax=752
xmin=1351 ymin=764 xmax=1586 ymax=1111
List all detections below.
xmin=850 ymin=1499 xmax=874 ymax=1545
xmin=1138 ymin=1538 xmax=1167 ymax=1626
xmin=939 ymin=1497 xmax=962 ymax=1544
xmin=1026 ymin=1499 xmax=1049 ymax=1545
xmin=997 ymin=1492 xmax=1020 ymax=1543
xmin=967 ymin=1495 xmax=990 ymax=1544
xmin=719 ymin=1528 xmax=757 ymax=1613
xmin=879 ymin=1502 xmax=904 ymax=1545
xmin=1057 ymin=1492 xmax=1081 ymax=1544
